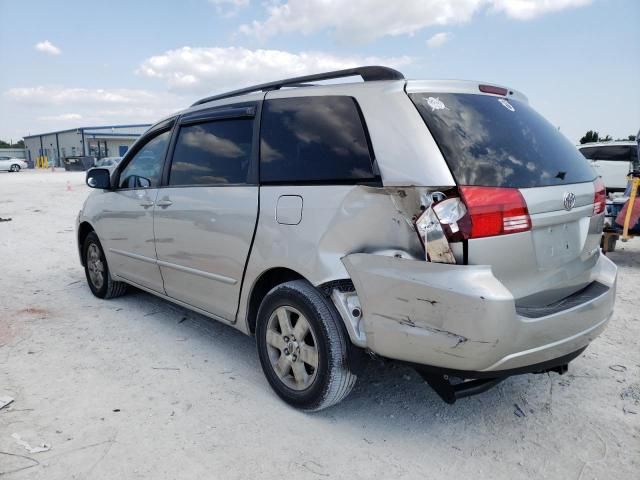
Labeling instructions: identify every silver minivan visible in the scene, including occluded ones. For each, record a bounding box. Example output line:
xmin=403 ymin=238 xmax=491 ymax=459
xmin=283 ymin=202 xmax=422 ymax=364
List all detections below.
xmin=77 ymin=67 xmax=617 ymax=410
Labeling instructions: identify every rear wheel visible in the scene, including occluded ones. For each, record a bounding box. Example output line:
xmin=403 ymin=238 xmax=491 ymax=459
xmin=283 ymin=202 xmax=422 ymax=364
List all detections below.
xmin=256 ymin=280 xmax=357 ymax=411
xmin=83 ymin=231 xmax=127 ymax=299
xmin=9 ymin=164 xmax=20 ymax=172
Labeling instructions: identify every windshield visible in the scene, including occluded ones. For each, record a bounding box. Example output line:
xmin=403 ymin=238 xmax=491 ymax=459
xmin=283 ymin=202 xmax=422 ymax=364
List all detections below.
xmin=410 ymin=93 xmax=596 ymax=188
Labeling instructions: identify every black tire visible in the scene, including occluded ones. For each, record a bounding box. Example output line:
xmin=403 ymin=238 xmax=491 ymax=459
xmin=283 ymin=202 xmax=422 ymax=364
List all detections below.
xmin=10 ymin=164 xmax=19 ymax=172
xmin=601 ymin=234 xmax=618 ymax=254
xmin=256 ymin=280 xmax=357 ymax=411
xmin=83 ymin=231 xmax=128 ymax=299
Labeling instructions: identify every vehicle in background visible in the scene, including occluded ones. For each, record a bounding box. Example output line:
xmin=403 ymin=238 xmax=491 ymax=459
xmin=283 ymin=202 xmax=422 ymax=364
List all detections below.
xmin=578 ymin=141 xmax=638 ymax=193
xmin=0 ymin=156 xmax=28 ymax=172
xmin=94 ymin=156 xmax=122 ymax=169
xmin=63 ymin=156 xmax=96 ymax=171
xmin=77 ymin=66 xmax=617 ymax=411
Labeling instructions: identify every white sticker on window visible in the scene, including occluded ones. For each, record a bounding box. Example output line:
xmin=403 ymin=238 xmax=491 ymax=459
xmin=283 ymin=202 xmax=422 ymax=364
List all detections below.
xmin=426 ymin=97 xmax=447 ymax=112
xmin=498 ymin=98 xmax=515 ymax=112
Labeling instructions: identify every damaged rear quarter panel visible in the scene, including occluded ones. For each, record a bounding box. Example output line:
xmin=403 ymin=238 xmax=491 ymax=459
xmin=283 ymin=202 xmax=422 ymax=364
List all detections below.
xmin=342 ymin=253 xmax=517 ymax=370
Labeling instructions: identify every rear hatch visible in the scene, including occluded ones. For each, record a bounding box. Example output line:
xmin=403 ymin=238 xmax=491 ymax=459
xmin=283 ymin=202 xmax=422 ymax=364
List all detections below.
xmin=408 ymin=88 xmax=603 ymax=306
xmin=578 ymin=143 xmax=637 ymax=191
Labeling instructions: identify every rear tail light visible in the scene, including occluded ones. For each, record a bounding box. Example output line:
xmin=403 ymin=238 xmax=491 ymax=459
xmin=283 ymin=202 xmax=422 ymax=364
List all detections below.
xmin=593 ymin=177 xmax=606 ymax=215
xmin=413 ymin=186 xmax=531 ymax=264
xmin=459 ymin=186 xmax=531 ymax=238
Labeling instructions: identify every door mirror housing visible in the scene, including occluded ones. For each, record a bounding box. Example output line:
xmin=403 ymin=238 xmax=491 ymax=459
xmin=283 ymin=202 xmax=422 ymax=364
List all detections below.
xmin=86 ymin=168 xmax=111 ymax=189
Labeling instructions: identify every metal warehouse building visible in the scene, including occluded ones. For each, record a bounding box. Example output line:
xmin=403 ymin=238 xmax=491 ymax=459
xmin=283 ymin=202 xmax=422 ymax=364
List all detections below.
xmin=23 ymin=124 xmax=151 ymax=168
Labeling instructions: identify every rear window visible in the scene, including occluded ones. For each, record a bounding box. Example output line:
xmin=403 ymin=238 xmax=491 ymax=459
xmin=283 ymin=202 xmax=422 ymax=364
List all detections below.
xmin=259 ymin=96 xmax=377 ymax=184
xmin=579 ymin=145 xmax=637 ymax=161
xmin=410 ymin=93 xmax=596 ymax=188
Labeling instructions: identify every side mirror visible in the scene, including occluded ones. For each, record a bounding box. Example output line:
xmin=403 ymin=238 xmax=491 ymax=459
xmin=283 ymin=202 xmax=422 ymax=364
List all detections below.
xmin=86 ymin=168 xmax=111 ymax=189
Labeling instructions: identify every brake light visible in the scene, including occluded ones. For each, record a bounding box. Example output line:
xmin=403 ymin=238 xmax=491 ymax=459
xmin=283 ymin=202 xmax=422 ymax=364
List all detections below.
xmin=479 ymin=84 xmax=508 ymax=96
xmin=593 ymin=177 xmax=606 ymax=215
xmin=459 ymin=186 xmax=531 ymax=238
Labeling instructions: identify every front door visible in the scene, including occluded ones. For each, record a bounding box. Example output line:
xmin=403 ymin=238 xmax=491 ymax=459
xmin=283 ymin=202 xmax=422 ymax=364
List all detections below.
xmin=99 ymin=129 xmax=172 ymax=292
xmin=153 ymin=108 xmax=258 ymax=321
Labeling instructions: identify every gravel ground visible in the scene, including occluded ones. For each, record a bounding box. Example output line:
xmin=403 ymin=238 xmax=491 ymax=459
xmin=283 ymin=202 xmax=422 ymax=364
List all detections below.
xmin=1 ymin=170 xmax=639 ymax=479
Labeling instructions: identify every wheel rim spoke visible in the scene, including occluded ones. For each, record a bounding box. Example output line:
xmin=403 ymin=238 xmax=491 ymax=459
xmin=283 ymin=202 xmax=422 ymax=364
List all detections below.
xmin=276 ymin=307 xmax=293 ymax=335
xmin=299 ymin=344 xmax=318 ymax=369
xmin=293 ymin=315 xmax=310 ymax=341
xmin=291 ymin=361 xmax=309 ymax=386
xmin=266 ymin=329 xmax=286 ymax=350
xmin=275 ymin=354 xmax=291 ymax=377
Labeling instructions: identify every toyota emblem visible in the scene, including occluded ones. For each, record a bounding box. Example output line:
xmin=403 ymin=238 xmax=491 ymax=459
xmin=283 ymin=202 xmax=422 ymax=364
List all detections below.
xmin=563 ymin=192 xmax=576 ymax=211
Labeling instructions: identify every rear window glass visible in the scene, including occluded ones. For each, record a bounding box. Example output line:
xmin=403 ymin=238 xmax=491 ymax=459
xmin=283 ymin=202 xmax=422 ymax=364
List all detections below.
xmin=260 ymin=96 xmax=377 ymax=184
xmin=579 ymin=145 xmax=636 ymax=161
xmin=410 ymin=93 xmax=596 ymax=188
xmin=169 ymin=119 xmax=253 ymax=185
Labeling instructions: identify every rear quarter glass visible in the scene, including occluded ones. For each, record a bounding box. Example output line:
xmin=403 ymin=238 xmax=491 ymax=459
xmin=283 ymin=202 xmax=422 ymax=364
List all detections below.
xmin=409 ymin=93 xmax=596 ymax=188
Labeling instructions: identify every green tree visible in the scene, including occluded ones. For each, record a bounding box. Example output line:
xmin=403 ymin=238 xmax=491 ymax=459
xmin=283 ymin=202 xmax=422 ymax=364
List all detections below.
xmin=579 ymin=130 xmax=599 ymax=144
xmin=0 ymin=139 xmax=25 ymax=148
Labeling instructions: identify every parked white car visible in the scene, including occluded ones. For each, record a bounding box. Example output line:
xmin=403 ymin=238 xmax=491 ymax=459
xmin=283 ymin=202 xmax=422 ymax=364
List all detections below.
xmin=578 ymin=141 xmax=638 ymax=192
xmin=0 ymin=156 xmax=28 ymax=172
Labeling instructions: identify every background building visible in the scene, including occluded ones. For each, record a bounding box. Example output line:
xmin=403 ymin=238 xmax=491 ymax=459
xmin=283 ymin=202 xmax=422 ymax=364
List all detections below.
xmin=0 ymin=148 xmax=26 ymax=159
xmin=23 ymin=124 xmax=151 ymax=167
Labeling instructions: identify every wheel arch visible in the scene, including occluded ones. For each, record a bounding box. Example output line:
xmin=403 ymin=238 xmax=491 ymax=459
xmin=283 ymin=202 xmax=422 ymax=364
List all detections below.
xmin=77 ymin=221 xmax=95 ymax=266
xmin=245 ymin=267 xmax=306 ymax=335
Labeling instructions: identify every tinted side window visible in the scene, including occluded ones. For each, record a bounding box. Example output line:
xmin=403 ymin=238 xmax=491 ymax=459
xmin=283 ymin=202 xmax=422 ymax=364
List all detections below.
xmin=260 ymin=96 xmax=376 ymax=183
xmin=119 ymin=130 xmax=171 ymax=188
xmin=169 ymin=119 xmax=253 ymax=186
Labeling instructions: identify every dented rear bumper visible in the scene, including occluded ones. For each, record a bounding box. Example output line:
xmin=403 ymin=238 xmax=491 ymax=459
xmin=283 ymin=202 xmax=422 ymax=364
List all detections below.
xmin=341 ymin=252 xmax=617 ymax=373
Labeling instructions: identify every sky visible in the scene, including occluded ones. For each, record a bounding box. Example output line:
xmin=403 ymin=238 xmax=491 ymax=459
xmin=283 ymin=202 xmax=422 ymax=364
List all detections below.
xmin=0 ymin=0 xmax=638 ymax=144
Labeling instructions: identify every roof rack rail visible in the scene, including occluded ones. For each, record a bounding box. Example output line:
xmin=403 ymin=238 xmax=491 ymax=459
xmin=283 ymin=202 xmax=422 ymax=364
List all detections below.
xmin=191 ymin=65 xmax=405 ymax=107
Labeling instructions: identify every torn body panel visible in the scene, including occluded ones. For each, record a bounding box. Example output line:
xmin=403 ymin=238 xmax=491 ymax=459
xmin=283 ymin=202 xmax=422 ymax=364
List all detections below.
xmin=237 ymin=184 xmax=445 ymax=332
xmin=342 ymin=252 xmax=617 ymax=372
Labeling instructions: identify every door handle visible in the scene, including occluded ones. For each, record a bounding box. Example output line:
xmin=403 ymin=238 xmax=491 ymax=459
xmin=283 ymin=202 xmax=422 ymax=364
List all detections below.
xmin=139 ymin=200 xmax=154 ymax=208
xmin=156 ymin=199 xmax=173 ymax=208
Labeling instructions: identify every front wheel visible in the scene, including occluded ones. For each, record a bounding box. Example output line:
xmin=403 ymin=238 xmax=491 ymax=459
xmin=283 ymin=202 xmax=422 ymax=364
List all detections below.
xmin=9 ymin=164 xmax=20 ymax=172
xmin=256 ymin=280 xmax=357 ymax=411
xmin=83 ymin=231 xmax=128 ymax=299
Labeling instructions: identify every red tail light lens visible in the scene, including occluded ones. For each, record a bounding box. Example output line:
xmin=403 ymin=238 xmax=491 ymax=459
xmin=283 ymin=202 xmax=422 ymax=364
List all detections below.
xmin=593 ymin=177 xmax=606 ymax=215
xmin=459 ymin=186 xmax=531 ymax=238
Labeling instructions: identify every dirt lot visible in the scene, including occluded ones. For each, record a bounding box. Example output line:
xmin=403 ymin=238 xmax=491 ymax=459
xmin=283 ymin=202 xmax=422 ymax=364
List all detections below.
xmin=1 ymin=170 xmax=638 ymax=479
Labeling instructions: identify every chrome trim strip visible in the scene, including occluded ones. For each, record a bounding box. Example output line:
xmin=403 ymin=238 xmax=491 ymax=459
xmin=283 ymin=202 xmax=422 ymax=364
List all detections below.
xmin=109 ymin=248 xmax=157 ymax=264
xmin=157 ymin=259 xmax=237 ymax=285
xmin=109 ymin=248 xmax=237 ymax=285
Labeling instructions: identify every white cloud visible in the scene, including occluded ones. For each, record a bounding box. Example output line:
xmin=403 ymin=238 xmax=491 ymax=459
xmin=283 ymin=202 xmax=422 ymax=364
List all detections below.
xmin=489 ymin=0 xmax=591 ymax=20
xmin=34 ymin=40 xmax=61 ymax=55
xmin=239 ymin=0 xmax=592 ymax=42
xmin=208 ymin=0 xmax=249 ymax=17
xmin=3 ymin=86 xmax=185 ymax=133
xmin=38 ymin=113 xmax=83 ymax=122
xmin=137 ymin=46 xmax=411 ymax=94
xmin=5 ymin=86 xmax=172 ymax=107
xmin=427 ymin=32 xmax=452 ymax=49
xmin=239 ymin=0 xmax=482 ymax=43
